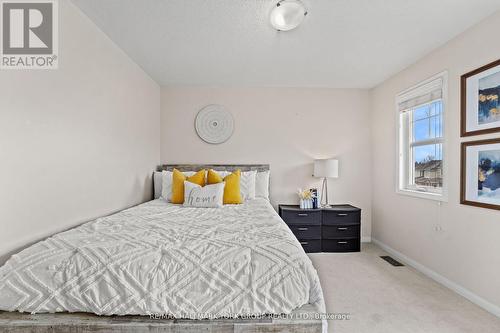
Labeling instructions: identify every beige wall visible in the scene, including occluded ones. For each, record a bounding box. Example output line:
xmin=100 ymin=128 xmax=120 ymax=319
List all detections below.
xmin=0 ymin=1 xmax=160 ymax=262
xmin=371 ymin=11 xmax=500 ymax=311
xmin=160 ymin=87 xmax=372 ymax=240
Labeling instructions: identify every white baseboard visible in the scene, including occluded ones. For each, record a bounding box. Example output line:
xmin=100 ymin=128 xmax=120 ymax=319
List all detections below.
xmin=372 ymin=238 xmax=500 ymax=318
xmin=361 ymin=236 xmax=371 ymax=243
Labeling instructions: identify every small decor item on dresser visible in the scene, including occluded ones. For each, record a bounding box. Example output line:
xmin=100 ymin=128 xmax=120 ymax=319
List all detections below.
xmin=297 ymin=188 xmax=315 ymax=209
xmin=310 ymin=188 xmax=318 ymax=208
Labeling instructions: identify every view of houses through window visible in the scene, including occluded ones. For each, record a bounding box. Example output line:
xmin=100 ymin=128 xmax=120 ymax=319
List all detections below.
xmin=410 ymin=101 xmax=443 ymax=191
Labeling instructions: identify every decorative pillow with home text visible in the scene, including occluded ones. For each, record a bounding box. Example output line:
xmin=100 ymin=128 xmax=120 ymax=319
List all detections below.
xmin=183 ymin=181 xmax=225 ymax=208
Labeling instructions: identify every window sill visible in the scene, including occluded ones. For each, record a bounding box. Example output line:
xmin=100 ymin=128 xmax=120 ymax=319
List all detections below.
xmin=396 ymin=188 xmax=448 ymax=202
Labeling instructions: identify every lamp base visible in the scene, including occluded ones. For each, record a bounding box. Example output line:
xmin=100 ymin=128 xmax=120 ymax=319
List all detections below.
xmin=320 ymin=177 xmax=330 ymax=207
xmin=320 ymin=204 xmax=332 ymax=208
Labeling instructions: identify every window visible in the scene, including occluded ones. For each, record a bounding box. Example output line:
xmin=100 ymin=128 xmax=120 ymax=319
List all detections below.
xmin=397 ymin=72 xmax=447 ymax=200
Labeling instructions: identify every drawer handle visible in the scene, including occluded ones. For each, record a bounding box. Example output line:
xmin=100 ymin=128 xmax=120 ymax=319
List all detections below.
xmin=297 ymin=213 xmax=308 ymax=217
xmin=337 ymin=213 xmax=348 ymax=217
xmin=300 ymin=241 xmax=309 ymax=245
xmin=337 ymin=241 xmax=348 ymax=244
xmin=337 ymin=227 xmax=348 ymax=231
xmin=298 ymin=227 xmax=308 ymax=231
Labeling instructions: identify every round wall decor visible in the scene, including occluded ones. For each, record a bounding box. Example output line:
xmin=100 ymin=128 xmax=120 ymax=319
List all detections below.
xmin=195 ymin=104 xmax=234 ymax=144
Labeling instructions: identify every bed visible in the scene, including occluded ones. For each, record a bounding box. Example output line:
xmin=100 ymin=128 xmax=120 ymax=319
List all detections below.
xmin=0 ymin=164 xmax=326 ymax=333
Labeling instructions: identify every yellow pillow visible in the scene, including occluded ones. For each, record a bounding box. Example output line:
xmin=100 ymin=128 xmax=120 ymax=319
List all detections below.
xmin=171 ymin=169 xmax=206 ymax=204
xmin=207 ymin=169 xmax=242 ymax=204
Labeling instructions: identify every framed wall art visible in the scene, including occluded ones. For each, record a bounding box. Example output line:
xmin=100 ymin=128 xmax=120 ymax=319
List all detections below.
xmin=461 ymin=138 xmax=500 ymax=210
xmin=461 ymin=59 xmax=500 ymax=137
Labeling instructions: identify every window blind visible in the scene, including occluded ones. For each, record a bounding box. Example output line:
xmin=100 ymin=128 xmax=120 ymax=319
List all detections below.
xmin=397 ymin=77 xmax=443 ymax=112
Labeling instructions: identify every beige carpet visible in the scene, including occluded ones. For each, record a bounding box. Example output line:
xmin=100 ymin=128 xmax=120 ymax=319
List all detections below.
xmin=308 ymin=243 xmax=500 ymax=333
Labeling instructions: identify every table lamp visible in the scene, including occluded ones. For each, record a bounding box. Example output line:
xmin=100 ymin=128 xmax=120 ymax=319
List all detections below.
xmin=313 ymin=158 xmax=339 ymax=207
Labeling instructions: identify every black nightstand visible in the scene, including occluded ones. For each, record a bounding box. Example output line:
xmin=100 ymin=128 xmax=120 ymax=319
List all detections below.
xmin=278 ymin=204 xmax=361 ymax=253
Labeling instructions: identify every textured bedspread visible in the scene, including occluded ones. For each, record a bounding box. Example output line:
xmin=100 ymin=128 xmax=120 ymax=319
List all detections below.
xmin=0 ymin=199 xmax=325 ymax=319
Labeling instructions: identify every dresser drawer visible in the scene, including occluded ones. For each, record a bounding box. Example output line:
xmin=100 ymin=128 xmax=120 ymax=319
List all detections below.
xmin=297 ymin=239 xmax=321 ymax=253
xmin=281 ymin=210 xmax=321 ymax=225
xmin=289 ymin=225 xmax=321 ymax=240
xmin=322 ymin=239 xmax=360 ymax=252
xmin=323 ymin=210 xmax=360 ymax=225
xmin=322 ymin=225 xmax=360 ymax=239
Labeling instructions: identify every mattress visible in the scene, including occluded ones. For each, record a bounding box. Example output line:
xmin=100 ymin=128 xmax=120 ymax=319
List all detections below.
xmin=0 ymin=199 xmax=325 ymax=320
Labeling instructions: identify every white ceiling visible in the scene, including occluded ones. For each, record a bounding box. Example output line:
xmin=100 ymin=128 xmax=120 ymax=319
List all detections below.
xmin=71 ymin=0 xmax=500 ymax=88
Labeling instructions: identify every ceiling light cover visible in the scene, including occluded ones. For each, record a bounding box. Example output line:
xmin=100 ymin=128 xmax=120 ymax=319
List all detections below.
xmin=270 ymin=0 xmax=307 ymax=31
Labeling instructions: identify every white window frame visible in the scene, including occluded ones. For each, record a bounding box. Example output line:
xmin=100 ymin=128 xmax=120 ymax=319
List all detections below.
xmin=396 ymin=71 xmax=449 ymax=202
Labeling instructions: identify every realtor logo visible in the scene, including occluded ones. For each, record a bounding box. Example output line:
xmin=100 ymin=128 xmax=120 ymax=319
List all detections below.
xmin=1 ymin=0 xmax=58 ymax=69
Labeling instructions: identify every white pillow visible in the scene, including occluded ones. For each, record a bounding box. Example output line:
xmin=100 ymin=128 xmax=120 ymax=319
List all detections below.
xmin=161 ymin=170 xmax=195 ymax=201
xmin=160 ymin=171 xmax=173 ymax=200
xmin=255 ymin=171 xmax=270 ymax=199
xmin=184 ymin=181 xmax=225 ymax=208
xmin=240 ymin=170 xmax=256 ymax=200
xmin=153 ymin=171 xmax=163 ymax=199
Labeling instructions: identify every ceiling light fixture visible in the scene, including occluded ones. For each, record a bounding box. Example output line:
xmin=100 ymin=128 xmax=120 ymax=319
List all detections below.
xmin=270 ymin=0 xmax=307 ymax=31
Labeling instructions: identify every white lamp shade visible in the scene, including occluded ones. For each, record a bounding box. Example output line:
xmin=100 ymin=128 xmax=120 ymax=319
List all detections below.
xmin=313 ymin=159 xmax=339 ymax=178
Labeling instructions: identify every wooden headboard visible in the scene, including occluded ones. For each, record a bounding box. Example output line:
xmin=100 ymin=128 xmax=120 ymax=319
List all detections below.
xmin=157 ymin=164 xmax=270 ymax=172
